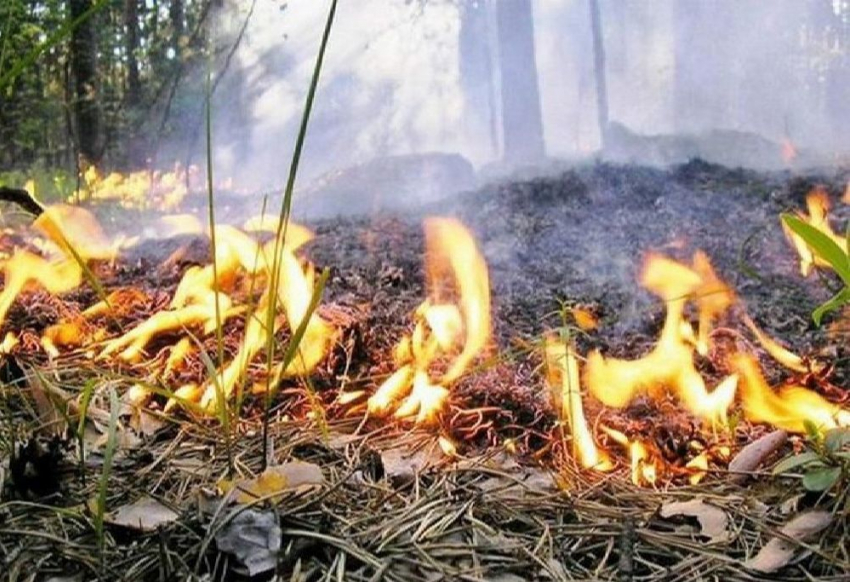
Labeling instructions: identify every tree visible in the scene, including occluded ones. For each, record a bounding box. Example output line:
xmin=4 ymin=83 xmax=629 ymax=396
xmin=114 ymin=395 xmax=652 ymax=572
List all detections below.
xmin=588 ymin=0 xmax=609 ymax=150
xmin=458 ymin=0 xmax=499 ymax=160
xmin=69 ymin=0 xmax=105 ymax=166
xmin=494 ymin=0 xmax=545 ymax=163
xmin=124 ymin=0 xmax=142 ymax=108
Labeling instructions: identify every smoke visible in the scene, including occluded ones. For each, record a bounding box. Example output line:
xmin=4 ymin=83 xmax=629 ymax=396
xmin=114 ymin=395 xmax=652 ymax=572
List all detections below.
xmin=191 ymin=0 xmax=849 ymax=209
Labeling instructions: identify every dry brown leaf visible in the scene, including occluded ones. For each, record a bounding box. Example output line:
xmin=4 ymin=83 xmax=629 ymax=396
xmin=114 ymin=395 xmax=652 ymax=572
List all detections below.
xmin=745 ymin=511 xmax=832 ymax=573
xmin=659 ymin=498 xmax=730 ymax=542
xmin=105 ymin=496 xmax=179 ymax=532
xmin=218 ymin=461 xmax=324 ymax=504
xmin=728 ymin=429 xmax=788 ymax=483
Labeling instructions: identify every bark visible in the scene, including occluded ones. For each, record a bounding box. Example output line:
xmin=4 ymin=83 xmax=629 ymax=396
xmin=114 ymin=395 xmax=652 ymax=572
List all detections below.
xmin=69 ymin=0 xmax=104 ymax=166
xmin=495 ymin=0 xmax=545 ymax=163
xmin=588 ymin=0 xmax=609 ymax=150
xmin=124 ymin=0 xmax=142 ymax=107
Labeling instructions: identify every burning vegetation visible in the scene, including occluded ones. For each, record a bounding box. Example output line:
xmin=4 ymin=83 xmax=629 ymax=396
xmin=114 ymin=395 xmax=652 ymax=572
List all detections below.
xmin=0 ymin=163 xmax=848 ymax=580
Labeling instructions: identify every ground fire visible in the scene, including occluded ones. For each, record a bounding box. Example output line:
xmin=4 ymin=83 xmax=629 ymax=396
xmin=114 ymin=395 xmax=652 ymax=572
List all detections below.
xmin=0 ymin=190 xmax=846 ymax=487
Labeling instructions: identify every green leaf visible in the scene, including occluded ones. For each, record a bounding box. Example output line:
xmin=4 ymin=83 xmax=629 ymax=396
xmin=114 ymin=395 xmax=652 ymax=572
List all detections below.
xmin=803 ymin=419 xmax=822 ymax=443
xmin=773 ymin=451 xmax=821 ymax=475
xmin=802 ymin=466 xmax=841 ymax=492
xmin=824 ymin=428 xmax=850 ymax=454
xmin=782 ymin=214 xmax=850 ymax=286
xmin=812 ymin=287 xmax=850 ymax=326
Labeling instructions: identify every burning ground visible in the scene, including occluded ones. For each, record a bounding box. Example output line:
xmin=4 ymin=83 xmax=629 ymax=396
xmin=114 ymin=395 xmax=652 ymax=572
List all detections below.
xmin=1 ymin=159 xmax=849 ymax=581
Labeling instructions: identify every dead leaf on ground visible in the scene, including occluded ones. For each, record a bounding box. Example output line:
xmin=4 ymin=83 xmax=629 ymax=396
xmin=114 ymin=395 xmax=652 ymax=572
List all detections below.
xmin=381 ymin=447 xmax=442 ymax=483
xmin=659 ymin=498 xmax=731 ymax=542
xmin=728 ymin=429 xmax=788 ymax=483
xmin=215 ymin=508 xmax=281 ymax=577
xmin=745 ymin=511 xmax=833 ymax=573
xmin=105 ymin=496 xmax=179 ymax=532
xmin=218 ymin=461 xmax=324 ymax=504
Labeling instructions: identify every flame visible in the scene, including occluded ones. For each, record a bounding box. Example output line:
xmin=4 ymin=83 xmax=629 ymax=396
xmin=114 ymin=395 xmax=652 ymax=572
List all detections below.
xmin=602 ymin=426 xmax=658 ymax=486
xmin=584 ymin=253 xmax=737 ymax=427
xmin=74 ymin=164 xmax=195 ymax=210
xmin=734 ymin=354 xmax=850 ymax=433
xmin=782 ymin=189 xmax=846 ymax=277
xmin=742 ymin=314 xmax=823 ymax=374
xmin=544 ymin=338 xmax=612 ymax=471
xmin=196 ymin=225 xmax=335 ymax=412
xmin=843 ymin=183 xmax=849 ymax=205
xmin=367 ymin=218 xmax=491 ymax=424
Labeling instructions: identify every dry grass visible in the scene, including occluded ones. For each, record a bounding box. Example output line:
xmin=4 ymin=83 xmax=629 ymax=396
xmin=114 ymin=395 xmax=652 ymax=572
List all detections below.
xmin=2 ymin=371 xmax=849 ymax=582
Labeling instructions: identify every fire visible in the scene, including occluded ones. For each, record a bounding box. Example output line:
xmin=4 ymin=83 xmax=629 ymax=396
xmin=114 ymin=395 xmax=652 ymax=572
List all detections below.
xmin=0 ymin=204 xmax=115 ymax=330
xmin=734 ymin=354 xmax=850 ymax=433
xmin=602 ymin=426 xmax=658 ymax=486
xmin=544 ymin=338 xmax=611 ymax=470
xmin=367 ymin=218 xmax=491 ymax=424
xmin=782 ymin=188 xmax=846 ymax=277
xmin=584 ymin=253 xmax=737 ymax=427
xmin=75 ymin=164 xmax=195 ymax=211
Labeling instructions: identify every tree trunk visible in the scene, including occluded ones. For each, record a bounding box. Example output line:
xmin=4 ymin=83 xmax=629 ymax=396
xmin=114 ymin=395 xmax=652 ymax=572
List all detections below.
xmin=170 ymin=0 xmax=185 ymax=61
xmin=69 ymin=0 xmax=104 ymax=167
xmin=588 ymin=0 xmax=609 ymax=150
xmin=459 ymin=0 xmax=499 ymax=160
xmin=495 ymin=0 xmax=545 ymax=163
xmin=124 ymin=0 xmax=142 ymax=107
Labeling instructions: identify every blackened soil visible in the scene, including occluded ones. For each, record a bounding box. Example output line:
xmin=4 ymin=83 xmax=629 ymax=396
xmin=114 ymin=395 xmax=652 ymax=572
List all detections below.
xmin=305 ymin=159 xmax=849 ymax=397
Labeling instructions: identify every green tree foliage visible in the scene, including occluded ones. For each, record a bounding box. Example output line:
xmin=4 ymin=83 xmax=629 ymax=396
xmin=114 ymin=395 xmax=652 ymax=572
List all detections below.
xmin=0 ymin=0 xmax=214 ymax=174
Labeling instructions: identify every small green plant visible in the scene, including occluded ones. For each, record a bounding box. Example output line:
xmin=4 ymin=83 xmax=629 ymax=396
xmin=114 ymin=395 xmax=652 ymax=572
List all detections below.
xmin=781 ymin=213 xmax=850 ymax=325
xmin=773 ymin=423 xmax=850 ymax=492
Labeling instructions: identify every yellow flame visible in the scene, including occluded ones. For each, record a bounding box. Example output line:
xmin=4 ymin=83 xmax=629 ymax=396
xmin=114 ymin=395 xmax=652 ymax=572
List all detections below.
xmin=584 ymin=253 xmax=736 ymax=427
xmin=367 ymin=218 xmax=490 ymax=424
xmin=782 ymin=189 xmax=846 ymax=277
xmin=742 ymin=314 xmax=822 ymax=374
xmin=602 ymin=426 xmax=658 ymax=486
xmin=544 ymin=338 xmax=612 ymax=471
xmin=734 ymin=354 xmax=850 ymax=433
xmin=74 ymin=164 xmax=194 ymax=211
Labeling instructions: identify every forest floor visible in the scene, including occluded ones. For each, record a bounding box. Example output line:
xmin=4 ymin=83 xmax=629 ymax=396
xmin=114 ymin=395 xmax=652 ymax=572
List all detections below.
xmin=1 ymin=159 xmax=849 ymax=581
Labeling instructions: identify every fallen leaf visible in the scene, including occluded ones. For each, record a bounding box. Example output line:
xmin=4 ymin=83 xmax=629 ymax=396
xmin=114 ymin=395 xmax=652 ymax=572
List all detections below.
xmin=215 ymin=508 xmax=281 ymax=577
xmin=106 ymin=496 xmax=179 ymax=532
xmin=745 ymin=511 xmax=832 ymax=573
xmin=218 ymin=461 xmax=324 ymax=504
xmin=659 ymin=498 xmax=730 ymax=542
xmin=381 ymin=447 xmax=441 ymax=483
xmin=728 ymin=430 xmax=788 ymax=483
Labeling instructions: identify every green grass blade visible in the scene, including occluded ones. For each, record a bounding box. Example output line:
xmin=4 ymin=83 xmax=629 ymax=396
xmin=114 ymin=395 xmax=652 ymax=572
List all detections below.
xmin=782 ymin=214 xmax=850 ymax=286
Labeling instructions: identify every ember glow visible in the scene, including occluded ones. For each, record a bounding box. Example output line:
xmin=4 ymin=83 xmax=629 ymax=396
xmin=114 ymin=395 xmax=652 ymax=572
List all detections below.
xmin=367 ymin=217 xmax=491 ymax=424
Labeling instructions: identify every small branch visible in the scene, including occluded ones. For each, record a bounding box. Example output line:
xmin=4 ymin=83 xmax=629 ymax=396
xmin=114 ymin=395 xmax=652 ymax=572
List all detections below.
xmin=0 ymin=187 xmax=45 ymax=216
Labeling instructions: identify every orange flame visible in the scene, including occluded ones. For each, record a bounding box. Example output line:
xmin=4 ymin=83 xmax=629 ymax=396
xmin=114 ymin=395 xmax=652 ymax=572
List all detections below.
xmin=368 ymin=218 xmax=491 ymax=424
